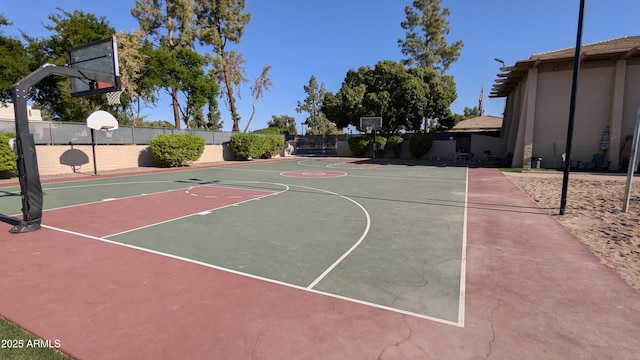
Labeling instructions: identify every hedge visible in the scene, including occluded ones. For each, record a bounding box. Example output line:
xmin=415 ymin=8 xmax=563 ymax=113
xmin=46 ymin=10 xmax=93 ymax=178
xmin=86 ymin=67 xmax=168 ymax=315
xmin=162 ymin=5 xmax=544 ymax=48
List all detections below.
xmin=409 ymin=133 xmax=433 ymax=158
xmin=374 ymin=136 xmax=387 ymax=158
xmin=0 ymin=133 xmax=17 ymax=178
xmin=260 ymin=135 xmax=285 ymax=159
xmin=229 ymin=134 xmax=284 ymax=160
xmin=149 ymin=134 xmax=205 ymax=167
xmin=387 ymin=135 xmax=404 ymax=158
xmin=348 ymin=136 xmax=371 ymax=157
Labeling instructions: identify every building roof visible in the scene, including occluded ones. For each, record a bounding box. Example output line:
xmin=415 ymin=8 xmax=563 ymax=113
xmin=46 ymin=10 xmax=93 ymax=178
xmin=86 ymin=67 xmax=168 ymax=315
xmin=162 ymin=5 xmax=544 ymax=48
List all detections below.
xmin=490 ymin=36 xmax=640 ymax=98
xmin=450 ymin=115 xmax=502 ymax=132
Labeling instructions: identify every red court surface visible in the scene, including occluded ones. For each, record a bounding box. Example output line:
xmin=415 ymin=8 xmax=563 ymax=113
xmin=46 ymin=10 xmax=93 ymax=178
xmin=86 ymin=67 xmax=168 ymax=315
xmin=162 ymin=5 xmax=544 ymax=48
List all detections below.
xmin=1 ymin=167 xmax=639 ymax=359
xmin=41 ymin=185 xmax=274 ymax=237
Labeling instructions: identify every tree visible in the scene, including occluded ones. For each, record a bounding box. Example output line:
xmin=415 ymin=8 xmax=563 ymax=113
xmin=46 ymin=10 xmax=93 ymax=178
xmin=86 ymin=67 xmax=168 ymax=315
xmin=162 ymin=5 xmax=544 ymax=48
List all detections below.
xmin=268 ymin=115 xmax=297 ymax=135
xmin=205 ymin=91 xmax=223 ymax=130
xmin=440 ymin=106 xmax=481 ymax=130
xmin=114 ymin=30 xmax=149 ymax=125
xmin=323 ymin=60 xmax=456 ymax=134
xmin=0 ymin=16 xmax=30 ymax=102
xmin=398 ymin=0 xmax=463 ymax=73
xmin=243 ymin=65 xmax=273 ymax=133
xmin=150 ymin=45 xmax=218 ymax=128
xmin=296 ymin=76 xmax=340 ymax=135
xmin=132 ymin=0 xmax=198 ymax=128
xmin=196 ymin=0 xmax=251 ymax=132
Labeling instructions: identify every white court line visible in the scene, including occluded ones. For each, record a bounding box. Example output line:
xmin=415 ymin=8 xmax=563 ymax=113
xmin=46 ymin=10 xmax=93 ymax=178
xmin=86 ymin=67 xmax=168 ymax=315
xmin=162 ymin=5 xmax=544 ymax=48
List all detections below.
xmin=40 ymin=221 xmax=462 ymax=327
xmin=9 ymin=186 xmax=189 ymax=217
xmin=103 ymin=184 xmax=289 ymax=238
xmin=347 ymin=174 xmax=466 ymax=183
xmin=33 ymin=177 xmax=467 ymax=327
xmin=306 ymin=190 xmax=371 ymax=289
xmin=457 ymin=167 xmax=469 ymax=327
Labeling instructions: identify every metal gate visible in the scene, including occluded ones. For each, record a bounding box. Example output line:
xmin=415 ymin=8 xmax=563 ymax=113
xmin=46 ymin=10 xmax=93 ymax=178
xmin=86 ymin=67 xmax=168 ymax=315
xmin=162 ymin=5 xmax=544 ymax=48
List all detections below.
xmin=292 ymin=135 xmax=342 ymax=156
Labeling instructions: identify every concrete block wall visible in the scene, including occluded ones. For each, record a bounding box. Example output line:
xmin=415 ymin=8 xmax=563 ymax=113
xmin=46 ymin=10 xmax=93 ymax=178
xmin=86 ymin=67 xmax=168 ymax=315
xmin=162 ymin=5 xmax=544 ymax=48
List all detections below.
xmin=34 ymin=144 xmax=225 ymax=176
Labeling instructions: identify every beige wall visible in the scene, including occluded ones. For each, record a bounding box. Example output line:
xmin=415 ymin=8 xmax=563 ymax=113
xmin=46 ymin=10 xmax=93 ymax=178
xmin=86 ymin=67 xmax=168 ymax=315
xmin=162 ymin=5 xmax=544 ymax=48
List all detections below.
xmin=0 ymin=104 xmax=43 ymax=121
xmin=469 ymin=134 xmax=503 ymax=158
xmin=502 ymin=59 xmax=640 ymax=170
xmin=35 ymin=144 xmax=225 ymax=176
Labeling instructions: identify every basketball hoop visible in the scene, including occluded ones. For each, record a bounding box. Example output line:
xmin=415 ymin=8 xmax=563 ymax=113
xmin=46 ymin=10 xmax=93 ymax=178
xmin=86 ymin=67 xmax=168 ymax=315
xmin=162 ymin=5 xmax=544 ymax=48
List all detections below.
xmin=366 ymin=126 xmax=374 ymax=134
xmin=106 ymin=85 xmax=125 ymax=105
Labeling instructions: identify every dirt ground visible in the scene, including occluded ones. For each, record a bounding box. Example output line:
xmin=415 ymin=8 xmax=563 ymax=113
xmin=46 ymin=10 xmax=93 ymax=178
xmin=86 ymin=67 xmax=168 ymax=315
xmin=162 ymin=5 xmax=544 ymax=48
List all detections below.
xmin=505 ymin=171 xmax=640 ymax=293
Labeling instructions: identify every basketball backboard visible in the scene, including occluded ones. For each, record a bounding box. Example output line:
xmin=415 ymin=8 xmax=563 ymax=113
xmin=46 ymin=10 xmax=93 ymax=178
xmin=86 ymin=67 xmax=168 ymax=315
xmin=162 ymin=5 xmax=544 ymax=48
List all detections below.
xmin=87 ymin=110 xmax=119 ymax=131
xmin=359 ymin=117 xmax=383 ymax=132
xmin=68 ymin=36 xmax=120 ymax=96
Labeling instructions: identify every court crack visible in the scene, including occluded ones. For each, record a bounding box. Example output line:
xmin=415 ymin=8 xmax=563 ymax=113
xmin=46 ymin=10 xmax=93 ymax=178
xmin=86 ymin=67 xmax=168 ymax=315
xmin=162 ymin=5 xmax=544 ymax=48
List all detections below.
xmin=376 ymin=315 xmax=419 ymax=360
xmin=485 ymin=299 xmax=501 ymax=359
xmin=390 ymin=259 xmax=432 ymax=308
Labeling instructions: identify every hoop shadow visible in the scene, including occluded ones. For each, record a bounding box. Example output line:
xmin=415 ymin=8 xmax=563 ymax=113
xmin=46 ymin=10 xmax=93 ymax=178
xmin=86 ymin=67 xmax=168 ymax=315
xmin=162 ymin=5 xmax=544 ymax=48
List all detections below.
xmin=60 ymin=148 xmax=90 ymax=173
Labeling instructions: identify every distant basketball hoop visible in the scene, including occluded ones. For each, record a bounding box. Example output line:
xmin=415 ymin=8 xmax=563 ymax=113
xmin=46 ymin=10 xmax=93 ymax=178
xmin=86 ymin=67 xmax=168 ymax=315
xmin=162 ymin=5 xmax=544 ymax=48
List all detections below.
xmin=360 ymin=116 xmax=383 ymax=160
xmin=359 ymin=116 xmax=382 ymax=133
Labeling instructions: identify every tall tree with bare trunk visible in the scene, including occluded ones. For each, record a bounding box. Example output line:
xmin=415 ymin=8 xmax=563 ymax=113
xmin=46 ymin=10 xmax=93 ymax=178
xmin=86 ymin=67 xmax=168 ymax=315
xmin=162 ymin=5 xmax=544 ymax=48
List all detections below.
xmin=132 ymin=0 xmax=196 ymax=128
xmin=242 ymin=65 xmax=273 ymax=133
xmin=195 ymin=0 xmax=251 ymax=132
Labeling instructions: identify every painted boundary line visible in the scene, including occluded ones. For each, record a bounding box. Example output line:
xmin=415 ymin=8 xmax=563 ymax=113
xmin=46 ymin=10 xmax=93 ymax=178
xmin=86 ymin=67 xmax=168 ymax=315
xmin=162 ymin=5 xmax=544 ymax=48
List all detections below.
xmin=457 ymin=167 xmax=469 ymax=326
xmin=39 ymin=222 xmax=462 ymax=327
xmin=12 ymin=168 xmax=468 ymax=327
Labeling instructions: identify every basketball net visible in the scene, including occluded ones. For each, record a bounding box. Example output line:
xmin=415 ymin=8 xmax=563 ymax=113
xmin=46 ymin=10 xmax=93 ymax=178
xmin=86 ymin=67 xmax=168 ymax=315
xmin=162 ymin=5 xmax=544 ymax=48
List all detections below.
xmin=106 ymin=86 xmax=125 ymax=105
xmin=366 ymin=126 xmax=374 ymax=134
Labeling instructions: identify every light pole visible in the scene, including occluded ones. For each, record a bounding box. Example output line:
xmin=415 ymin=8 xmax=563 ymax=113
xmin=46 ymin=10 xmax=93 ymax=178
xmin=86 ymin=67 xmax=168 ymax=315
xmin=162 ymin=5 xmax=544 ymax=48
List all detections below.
xmin=494 ymin=58 xmax=505 ymax=68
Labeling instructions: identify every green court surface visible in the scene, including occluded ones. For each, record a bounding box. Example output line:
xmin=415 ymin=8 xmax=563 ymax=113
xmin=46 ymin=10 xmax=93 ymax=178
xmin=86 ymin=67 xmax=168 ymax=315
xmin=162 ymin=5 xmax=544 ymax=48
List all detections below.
xmin=0 ymin=159 xmax=468 ymax=324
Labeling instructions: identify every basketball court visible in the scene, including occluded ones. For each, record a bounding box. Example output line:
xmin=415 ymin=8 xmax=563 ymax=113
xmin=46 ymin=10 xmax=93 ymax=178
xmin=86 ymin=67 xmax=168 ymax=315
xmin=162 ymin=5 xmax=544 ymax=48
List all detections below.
xmin=1 ymin=159 xmax=639 ymax=359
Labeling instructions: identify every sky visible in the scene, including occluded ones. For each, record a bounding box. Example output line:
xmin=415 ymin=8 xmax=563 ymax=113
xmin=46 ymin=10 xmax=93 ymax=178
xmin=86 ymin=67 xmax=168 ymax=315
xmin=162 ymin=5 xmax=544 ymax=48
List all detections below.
xmin=2 ymin=0 xmax=640 ymax=132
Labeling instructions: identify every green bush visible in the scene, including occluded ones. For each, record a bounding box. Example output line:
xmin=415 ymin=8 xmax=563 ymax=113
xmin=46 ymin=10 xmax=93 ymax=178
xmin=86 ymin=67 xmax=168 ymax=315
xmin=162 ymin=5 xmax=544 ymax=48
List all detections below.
xmin=348 ymin=136 xmax=371 ymax=157
xmin=253 ymin=127 xmax=283 ymax=134
xmin=229 ymin=134 xmax=285 ymax=160
xmin=387 ymin=135 xmax=404 ymax=158
xmin=260 ymin=135 xmax=285 ymax=159
xmin=374 ymin=136 xmax=387 ymax=158
xmin=228 ymin=134 xmax=259 ymax=160
xmin=149 ymin=134 xmax=205 ymax=167
xmin=409 ymin=133 xmax=433 ymax=158
xmin=0 ymin=133 xmax=17 ymax=178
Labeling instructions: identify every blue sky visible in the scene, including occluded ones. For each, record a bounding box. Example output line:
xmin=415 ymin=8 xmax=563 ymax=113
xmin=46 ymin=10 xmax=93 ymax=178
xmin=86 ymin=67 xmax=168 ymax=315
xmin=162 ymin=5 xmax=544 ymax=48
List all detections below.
xmin=2 ymin=1 xmax=640 ymax=132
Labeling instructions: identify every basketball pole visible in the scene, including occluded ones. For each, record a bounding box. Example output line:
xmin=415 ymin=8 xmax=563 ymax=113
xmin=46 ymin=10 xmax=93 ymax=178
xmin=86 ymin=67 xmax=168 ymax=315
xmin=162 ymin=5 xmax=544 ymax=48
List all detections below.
xmin=9 ymin=64 xmax=93 ymax=233
xmin=559 ymin=0 xmax=586 ymax=216
xmin=91 ymin=129 xmax=98 ymax=176
xmin=372 ymin=129 xmax=377 ymax=160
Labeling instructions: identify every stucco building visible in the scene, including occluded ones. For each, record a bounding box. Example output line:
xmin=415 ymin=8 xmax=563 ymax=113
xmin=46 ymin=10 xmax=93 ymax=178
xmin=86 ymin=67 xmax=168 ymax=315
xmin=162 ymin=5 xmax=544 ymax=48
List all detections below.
xmin=490 ymin=36 xmax=640 ymax=170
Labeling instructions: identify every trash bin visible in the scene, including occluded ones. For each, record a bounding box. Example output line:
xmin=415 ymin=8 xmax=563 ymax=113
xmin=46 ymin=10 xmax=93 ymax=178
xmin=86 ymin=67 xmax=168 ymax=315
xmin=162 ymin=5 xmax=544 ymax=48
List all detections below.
xmin=532 ymin=157 xmax=542 ymax=168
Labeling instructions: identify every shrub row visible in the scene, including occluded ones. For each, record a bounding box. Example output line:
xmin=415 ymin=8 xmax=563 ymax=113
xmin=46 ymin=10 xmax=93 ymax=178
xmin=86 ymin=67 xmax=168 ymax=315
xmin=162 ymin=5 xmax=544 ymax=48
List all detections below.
xmin=228 ymin=134 xmax=285 ymax=160
xmin=349 ymin=134 xmax=433 ymax=159
xmin=409 ymin=133 xmax=433 ymax=158
xmin=0 ymin=132 xmax=17 ymax=178
xmin=149 ymin=134 xmax=205 ymax=167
